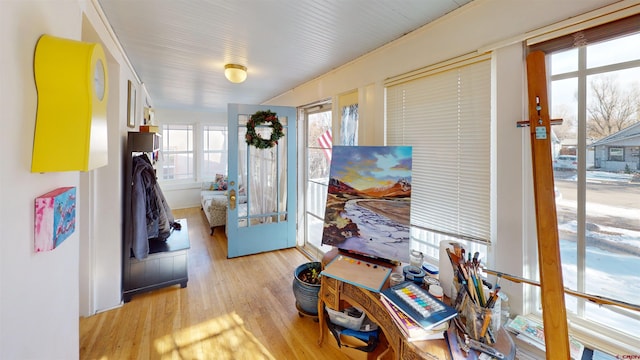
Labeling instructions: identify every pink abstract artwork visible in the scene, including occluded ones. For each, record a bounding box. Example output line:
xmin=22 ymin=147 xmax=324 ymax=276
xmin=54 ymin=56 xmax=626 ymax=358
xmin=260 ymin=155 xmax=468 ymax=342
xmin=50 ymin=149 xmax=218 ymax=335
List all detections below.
xmin=34 ymin=187 xmax=76 ymax=252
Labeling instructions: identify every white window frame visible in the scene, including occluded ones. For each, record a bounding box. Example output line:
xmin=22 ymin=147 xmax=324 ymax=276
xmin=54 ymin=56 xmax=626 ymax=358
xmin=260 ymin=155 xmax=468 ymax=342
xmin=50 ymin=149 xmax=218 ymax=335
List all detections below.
xmin=156 ymin=121 xmax=230 ymax=189
xmin=608 ymin=147 xmax=624 ymax=162
xmin=527 ymin=13 xmax=640 ymax=354
xmin=201 ymin=124 xmax=228 ymax=180
xmin=297 ymin=102 xmax=333 ymax=261
xmin=159 ymin=124 xmax=195 ymax=182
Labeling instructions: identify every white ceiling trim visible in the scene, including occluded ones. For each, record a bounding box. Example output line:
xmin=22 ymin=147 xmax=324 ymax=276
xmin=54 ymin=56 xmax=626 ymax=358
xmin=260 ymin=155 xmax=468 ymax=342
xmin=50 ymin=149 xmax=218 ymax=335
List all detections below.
xmin=476 ymin=0 xmax=640 ymax=53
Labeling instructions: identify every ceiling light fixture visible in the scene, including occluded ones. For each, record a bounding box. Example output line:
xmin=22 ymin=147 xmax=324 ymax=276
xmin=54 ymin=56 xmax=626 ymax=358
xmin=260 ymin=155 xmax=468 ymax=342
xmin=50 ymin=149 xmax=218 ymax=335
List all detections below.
xmin=224 ymin=64 xmax=247 ymax=83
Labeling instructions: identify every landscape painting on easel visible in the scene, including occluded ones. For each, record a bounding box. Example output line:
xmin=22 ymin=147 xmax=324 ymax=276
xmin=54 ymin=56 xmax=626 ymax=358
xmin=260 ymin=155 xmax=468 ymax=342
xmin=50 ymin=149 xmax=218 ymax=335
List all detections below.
xmin=321 ymin=146 xmax=412 ymax=263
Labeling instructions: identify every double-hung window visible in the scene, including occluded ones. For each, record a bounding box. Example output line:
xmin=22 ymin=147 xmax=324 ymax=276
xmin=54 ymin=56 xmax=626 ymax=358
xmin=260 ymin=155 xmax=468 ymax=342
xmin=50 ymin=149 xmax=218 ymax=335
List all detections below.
xmin=202 ymin=125 xmax=228 ymax=180
xmin=159 ymin=122 xmax=228 ymax=187
xmin=161 ymin=124 xmax=194 ymax=181
xmin=530 ymin=15 xmax=640 ymax=351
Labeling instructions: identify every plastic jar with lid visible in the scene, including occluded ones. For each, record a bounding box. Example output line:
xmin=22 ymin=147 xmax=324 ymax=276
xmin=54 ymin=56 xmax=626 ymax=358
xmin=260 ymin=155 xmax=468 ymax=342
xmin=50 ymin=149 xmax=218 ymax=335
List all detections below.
xmin=423 ymin=276 xmax=440 ymax=290
xmin=421 ymin=263 xmax=439 ymax=279
xmin=429 ymin=284 xmax=444 ymax=301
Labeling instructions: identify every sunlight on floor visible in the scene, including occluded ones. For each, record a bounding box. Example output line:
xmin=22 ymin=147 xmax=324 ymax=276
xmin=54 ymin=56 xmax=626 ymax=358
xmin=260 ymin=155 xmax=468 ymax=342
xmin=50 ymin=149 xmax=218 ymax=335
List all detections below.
xmin=154 ymin=312 xmax=275 ymax=359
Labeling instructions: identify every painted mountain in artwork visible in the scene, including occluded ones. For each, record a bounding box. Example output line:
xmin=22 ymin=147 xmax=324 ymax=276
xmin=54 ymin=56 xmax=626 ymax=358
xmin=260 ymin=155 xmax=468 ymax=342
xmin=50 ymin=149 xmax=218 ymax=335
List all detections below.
xmin=327 ymin=178 xmax=362 ymax=196
xmin=362 ymin=178 xmax=411 ymax=198
xmin=328 ymin=177 xmax=411 ymax=198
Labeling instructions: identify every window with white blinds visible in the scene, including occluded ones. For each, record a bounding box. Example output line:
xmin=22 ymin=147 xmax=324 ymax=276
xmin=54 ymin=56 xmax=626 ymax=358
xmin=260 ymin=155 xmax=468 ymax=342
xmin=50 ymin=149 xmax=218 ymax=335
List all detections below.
xmin=386 ymin=55 xmax=491 ymax=243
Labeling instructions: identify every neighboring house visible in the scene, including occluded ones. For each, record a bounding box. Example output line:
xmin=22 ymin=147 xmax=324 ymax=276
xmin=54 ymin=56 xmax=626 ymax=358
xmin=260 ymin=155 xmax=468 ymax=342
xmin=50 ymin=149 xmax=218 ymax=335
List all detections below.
xmin=559 ymin=138 xmax=577 ymax=156
xmin=551 ymin=136 xmax=596 ymax=169
xmin=589 ymin=121 xmax=640 ymax=172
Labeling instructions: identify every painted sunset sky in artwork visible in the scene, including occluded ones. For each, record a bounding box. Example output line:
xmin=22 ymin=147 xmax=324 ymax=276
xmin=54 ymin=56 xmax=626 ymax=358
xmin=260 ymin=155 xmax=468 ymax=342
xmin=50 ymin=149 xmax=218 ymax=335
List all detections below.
xmin=321 ymin=146 xmax=412 ymax=263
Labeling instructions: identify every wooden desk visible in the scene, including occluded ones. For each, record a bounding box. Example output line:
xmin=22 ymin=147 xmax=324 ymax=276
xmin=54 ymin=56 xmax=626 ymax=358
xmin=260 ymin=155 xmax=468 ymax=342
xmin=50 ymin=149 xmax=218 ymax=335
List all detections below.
xmin=318 ymin=249 xmax=450 ymax=359
xmin=317 ymin=249 xmax=515 ymax=360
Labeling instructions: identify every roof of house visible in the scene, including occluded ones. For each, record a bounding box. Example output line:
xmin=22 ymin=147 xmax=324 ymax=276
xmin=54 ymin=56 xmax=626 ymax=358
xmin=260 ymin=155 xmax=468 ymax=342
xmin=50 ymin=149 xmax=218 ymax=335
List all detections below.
xmin=589 ymin=121 xmax=640 ymax=147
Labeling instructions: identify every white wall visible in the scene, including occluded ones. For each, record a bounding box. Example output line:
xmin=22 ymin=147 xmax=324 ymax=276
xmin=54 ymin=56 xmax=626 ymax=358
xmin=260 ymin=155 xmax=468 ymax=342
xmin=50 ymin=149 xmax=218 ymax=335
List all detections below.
xmin=0 ymin=1 xmax=137 ymax=358
xmin=155 ymin=108 xmax=228 ymax=126
xmin=1 ymin=3 xmax=83 ymax=359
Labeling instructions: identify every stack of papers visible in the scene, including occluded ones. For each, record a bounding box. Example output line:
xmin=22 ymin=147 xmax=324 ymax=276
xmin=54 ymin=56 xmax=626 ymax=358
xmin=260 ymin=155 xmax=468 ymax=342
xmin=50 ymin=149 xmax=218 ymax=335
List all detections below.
xmin=380 ymin=296 xmax=447 ymax=341
xmin=506 ymin=315 xmax=584 ymax=360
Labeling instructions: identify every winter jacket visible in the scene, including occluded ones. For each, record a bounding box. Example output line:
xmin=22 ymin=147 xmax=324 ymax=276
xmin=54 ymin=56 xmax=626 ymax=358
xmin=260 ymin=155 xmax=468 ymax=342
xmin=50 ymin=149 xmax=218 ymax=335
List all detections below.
xmin=131 ymin=154 xmax=174 ymax=259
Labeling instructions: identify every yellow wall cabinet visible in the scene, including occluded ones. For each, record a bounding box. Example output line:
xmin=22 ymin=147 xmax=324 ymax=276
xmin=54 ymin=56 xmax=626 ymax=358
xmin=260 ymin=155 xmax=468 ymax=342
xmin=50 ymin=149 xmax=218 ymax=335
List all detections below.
xmin=32 ymin=34 xmax=109 ymax=172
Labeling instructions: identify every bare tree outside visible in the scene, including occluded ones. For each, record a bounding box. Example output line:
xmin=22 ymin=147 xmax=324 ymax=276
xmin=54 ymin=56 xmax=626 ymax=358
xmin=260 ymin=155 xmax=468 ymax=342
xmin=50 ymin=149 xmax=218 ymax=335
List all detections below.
xmin=552 ymin=103 xmax=577 ymax=142
xmin=587 ymin=74 xmax=640 ymax=140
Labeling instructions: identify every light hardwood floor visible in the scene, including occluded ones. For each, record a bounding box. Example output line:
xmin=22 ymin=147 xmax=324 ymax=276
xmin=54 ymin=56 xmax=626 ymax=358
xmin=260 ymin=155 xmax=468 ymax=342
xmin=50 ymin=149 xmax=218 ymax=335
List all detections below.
xmin=80 ymin=207 xmax=350 ymax=360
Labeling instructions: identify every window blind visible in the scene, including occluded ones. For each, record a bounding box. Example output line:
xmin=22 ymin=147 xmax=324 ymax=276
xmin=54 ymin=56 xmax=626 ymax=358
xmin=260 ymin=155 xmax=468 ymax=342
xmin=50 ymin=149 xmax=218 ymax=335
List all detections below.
xmin=528 ymin=13 xmax=640 ymax=54
xmin=386 ymin=56 xmax=491 ymax=243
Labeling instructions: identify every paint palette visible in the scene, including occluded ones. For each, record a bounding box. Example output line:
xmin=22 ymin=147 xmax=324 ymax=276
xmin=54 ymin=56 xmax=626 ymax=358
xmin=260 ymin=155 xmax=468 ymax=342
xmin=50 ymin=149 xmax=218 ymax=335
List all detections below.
xmin=321 ymin=255 xmax=392 ymax=292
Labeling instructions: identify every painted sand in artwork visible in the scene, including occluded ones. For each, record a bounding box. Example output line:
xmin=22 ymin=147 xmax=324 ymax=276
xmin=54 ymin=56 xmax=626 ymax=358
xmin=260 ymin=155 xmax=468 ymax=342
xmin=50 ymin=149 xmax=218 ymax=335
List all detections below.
xmin=321 ymin=146 xmax=412 ymax=263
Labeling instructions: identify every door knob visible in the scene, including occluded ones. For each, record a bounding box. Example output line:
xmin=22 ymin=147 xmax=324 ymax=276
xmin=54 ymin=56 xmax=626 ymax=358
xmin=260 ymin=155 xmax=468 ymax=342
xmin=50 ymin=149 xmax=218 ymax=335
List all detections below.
xmin=229 ymin=189 xmax=236 ymax=210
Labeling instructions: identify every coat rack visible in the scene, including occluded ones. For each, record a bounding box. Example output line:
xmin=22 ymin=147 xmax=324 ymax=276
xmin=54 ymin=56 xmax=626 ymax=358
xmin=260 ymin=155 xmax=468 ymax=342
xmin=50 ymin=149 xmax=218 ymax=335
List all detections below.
xmin=521 ymin=50 xmax=571 ymax=359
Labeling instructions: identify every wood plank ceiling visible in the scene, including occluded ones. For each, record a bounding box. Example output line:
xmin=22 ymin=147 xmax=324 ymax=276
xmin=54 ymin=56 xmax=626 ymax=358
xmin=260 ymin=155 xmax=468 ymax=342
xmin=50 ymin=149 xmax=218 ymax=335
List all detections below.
xmin=97 ymin=0 xmax=473 ymax=112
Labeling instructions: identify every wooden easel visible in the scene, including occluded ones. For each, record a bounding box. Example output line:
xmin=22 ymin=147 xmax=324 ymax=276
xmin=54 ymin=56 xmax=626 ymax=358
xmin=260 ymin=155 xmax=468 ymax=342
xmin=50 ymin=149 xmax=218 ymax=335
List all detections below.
xmin=523 ymin=50 xmax=571 ymax=359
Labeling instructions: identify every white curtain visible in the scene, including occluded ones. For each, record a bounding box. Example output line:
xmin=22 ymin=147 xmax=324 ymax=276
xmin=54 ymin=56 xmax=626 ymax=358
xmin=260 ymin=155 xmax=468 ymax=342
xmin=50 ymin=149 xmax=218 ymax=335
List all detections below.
xmin=238 ymin=124 xmax=287 ymax=225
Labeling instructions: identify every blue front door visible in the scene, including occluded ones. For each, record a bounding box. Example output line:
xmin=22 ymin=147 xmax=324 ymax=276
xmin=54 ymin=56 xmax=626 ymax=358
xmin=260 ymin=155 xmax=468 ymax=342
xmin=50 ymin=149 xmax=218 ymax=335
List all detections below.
xmin=226 ymin=104 xmax=297 ymax=258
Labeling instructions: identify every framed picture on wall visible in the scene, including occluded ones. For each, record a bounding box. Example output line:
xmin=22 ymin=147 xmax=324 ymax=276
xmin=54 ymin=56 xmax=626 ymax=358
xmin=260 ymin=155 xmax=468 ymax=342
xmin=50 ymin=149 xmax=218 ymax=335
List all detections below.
xmin=127 ymin=80 xmax=136 ymax=128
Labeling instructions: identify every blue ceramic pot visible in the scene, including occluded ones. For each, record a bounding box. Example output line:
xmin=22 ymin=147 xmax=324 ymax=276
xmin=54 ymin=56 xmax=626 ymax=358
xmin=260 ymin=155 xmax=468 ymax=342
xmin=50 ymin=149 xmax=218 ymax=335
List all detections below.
xmin=292 ymin=262 xmax=321 ymax=315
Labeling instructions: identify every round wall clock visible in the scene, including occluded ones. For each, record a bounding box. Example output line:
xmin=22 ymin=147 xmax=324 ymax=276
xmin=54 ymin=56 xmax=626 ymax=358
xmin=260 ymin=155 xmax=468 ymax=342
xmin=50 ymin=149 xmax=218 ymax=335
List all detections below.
xmin=94 ymin=59 xmax=106 ymax=101
xmin=32 ymin=34 xmax=109 ymax=172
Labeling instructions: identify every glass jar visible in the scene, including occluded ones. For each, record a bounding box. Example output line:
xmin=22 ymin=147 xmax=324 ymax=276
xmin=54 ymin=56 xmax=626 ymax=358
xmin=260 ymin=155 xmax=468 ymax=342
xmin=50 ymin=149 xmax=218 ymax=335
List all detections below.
xmin=409 ymin=250 xmax=424 ymax=268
